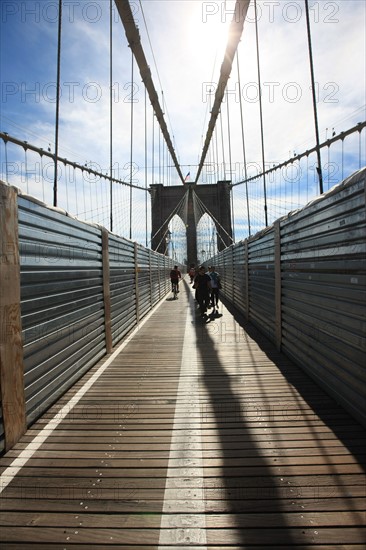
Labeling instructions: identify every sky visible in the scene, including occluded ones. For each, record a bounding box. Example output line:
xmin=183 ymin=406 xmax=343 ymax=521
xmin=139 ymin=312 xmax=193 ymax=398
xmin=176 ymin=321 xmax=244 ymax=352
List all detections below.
xmin=0 ymin=0 xmax=365 ymax=246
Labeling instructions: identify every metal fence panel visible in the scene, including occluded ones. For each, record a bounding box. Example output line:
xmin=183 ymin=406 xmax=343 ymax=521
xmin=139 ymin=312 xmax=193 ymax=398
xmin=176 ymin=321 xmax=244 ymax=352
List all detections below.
xmin=232 ymin=241 xmax=246 ymax=315
xmin=18 ymin=197 xmax=105 ymax=425
xmin=211 ymin=167 xmax=366 ymax=426
xmin=150 ymin=252 xmax=162 ymax=305
xmin=137 ymin=245 xmax=152 ymax=319
xmin=280 ymin=169 xmax=366 ymax=424
xmin=109 ymin=235 xmax=137 ymax=346
xmin=248 ymin=229 xmax=276 ymax=341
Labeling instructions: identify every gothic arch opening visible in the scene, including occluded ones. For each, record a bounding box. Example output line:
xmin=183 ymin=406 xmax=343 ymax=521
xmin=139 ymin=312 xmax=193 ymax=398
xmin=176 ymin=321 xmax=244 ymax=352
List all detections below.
xmin=196 ymin=213 xmax=218 ymax=265
xmin=167 ymin=214 xmax=187 ymax=265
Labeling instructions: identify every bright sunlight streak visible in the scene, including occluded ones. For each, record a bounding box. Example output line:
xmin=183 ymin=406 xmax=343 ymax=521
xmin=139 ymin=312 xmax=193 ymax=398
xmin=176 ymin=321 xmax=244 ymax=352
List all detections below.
xmin=186 ymin=1 xmax=235 ymax=64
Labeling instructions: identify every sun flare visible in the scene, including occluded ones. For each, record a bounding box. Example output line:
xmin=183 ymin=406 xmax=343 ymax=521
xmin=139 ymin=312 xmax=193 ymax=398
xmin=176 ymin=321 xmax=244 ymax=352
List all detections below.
xmin=188 ymin=1 xmax=235 ymax=62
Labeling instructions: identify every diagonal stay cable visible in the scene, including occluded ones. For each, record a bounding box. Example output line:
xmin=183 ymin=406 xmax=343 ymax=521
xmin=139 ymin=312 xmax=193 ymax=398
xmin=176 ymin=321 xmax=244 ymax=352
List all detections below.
xmin=153 ymin=191 xmax=189 ymax=251
xmin=192 ymin=190 xmax=234 ymax=247
xmin=151 ymin=189 xmax=189 ymax=244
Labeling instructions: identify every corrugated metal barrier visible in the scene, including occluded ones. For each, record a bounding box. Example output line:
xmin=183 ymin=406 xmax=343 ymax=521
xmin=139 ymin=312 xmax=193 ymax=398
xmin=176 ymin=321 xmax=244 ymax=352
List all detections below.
xmin=210 ymin=167 xmax=366 ymax=427
xmin=0 ymin=184 xmax=178 ymax=453
xmin=19 ymin=197 xmax=106 ymax=426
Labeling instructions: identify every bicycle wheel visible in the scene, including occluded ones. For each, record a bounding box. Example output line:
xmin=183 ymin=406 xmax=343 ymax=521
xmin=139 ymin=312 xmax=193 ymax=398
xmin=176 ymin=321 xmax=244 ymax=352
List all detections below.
xmin=172 ymin=283 xmax=178 ymax=299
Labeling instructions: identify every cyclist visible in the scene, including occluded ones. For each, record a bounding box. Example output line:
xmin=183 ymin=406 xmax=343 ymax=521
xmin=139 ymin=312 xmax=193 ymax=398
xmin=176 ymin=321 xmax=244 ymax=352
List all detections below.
xmin=170 ymin=265 xmax=181 ymax=293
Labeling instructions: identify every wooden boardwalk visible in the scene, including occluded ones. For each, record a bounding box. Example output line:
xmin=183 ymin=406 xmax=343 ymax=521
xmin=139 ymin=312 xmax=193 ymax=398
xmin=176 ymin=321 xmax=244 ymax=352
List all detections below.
xmin=0 ymin=278 xmax=365 ymax=549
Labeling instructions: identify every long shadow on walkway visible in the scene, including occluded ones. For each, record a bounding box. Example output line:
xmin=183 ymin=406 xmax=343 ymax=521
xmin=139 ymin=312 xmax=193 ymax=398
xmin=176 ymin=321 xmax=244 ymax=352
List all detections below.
xmin=221 ymin=297 xmax=366 ymax=468
xmin=185 ymin=282 xmax=299 ymax=547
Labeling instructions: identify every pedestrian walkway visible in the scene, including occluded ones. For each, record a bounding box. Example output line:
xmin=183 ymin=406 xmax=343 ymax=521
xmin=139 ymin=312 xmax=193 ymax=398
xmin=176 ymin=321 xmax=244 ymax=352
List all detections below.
xmin=0 ymin=278 xmax=365 ymax=548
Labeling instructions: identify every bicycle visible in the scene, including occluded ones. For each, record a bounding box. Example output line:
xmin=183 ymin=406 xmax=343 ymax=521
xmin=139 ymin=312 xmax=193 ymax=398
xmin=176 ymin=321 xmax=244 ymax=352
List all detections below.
xmin=172 ymin=281 xmax=179 ymax=299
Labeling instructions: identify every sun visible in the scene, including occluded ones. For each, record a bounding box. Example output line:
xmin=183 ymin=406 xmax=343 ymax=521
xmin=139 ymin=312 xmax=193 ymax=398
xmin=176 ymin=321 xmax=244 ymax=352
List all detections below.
xmin=188 ymin=1 xmax=234 ymax=63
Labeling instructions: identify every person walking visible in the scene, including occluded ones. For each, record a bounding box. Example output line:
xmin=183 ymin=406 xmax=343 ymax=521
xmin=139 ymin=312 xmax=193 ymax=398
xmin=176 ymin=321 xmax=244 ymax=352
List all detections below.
xmin=193 ymin=265 xmax=211 ymax=317
xmin=188 ymin=265 xmax=196 ymax=283
xmin=208 ymin=266 xmax=221 ymax=314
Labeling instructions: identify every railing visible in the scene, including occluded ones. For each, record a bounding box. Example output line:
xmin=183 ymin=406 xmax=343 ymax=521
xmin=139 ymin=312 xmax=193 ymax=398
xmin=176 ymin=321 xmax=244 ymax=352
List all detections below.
xmin=0 ymin=181 xmax=180 ymax=453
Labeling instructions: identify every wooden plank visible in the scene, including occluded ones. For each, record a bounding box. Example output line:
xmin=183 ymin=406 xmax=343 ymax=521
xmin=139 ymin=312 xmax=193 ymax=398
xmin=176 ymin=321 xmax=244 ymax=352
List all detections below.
xmin=0 ymin=510 xmax=364 ymax=528
xmin=0 ymin=526 xmax=365 ymax=545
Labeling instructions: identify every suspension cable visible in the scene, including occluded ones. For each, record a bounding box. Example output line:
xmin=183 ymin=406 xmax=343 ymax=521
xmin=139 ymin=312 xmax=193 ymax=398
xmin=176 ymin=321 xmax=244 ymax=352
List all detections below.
xmin=4 ymin=138 xmax=9 ymax=182
xmin=129 ymin=47 xmax=134 ymax=240
xmin=226 ymin=90 xmax=233 ymax=184
xmin=152 ymin=191 xmax=189 ymax=251
xmin=236 ymin=50 xmax=251 ymax=235
xmin=231 ymin=122 xmax=365 ymax=187
xmin=220 ymin=111 xmax=226 ymax=180
xmin=151 ymin=111 xmax=155 ymax=185
xmin=115 ymin=0 xmax=185 ymax=183
xmin=145 ymin=86 xmax=148 ymax=246
xmin=226 ymin=88 xmax=235 ymax=242
xmin=151 ymin=190 xmax=189 ymax=244
xmin=138 ymin=0 xmax=179 ymax=163
xmin=53 ymin=0 xmax=62 ymax=207
xmin=109 ymin=0 xmax=113 ymax=231
xmin=0 ymin=132 xmax=149 ymax=192
xmin=193 ymin=194 xmax=228 ymax=250
xmin=192 ymin=191 xmax=234 ymax=246
xmin=305 ymin=0 xmax=323 ymax=194
xmin=195 ymin=0 xmax=250 ymax=183
xmin=254 ymin=0 xmax=268 ymax=227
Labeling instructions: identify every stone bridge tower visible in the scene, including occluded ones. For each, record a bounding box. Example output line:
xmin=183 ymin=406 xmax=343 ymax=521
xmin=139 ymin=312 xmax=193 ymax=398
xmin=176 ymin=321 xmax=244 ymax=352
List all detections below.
xmin=150 ymin=181 xmax=232 ymax=267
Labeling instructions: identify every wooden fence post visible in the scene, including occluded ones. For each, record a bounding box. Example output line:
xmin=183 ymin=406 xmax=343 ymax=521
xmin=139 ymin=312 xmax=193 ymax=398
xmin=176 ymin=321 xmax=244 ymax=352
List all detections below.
xmin=134 ymin=242 xmax=140 ymax=324
xmin=0 ymin=182 xmax=26 ymax=451
xmin=102 ymin=228 xmax=112 ymax=354
xmin=274 ymin=220 xmax=282 ymax=351
xmin=149 ymin=249 xmax=153 ymax=308
xmin=244 ymin=238 xmax=249 ymax=321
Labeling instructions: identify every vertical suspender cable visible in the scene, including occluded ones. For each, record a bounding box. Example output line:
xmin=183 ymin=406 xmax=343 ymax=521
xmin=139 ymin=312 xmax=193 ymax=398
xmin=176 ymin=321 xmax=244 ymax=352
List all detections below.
xmin=162 ymin=91 xmax=165 ymax=184
xmin=53 ymin=0 xmax=62 ymax=207
xmin=129 ymin=48 xmax=134 ymax=240
xmin=226 ymin=89 xmax=235 ymax=242
xmin=109 ymin=0 xmax=113 ymax=231
xmin=145 ymin=86 xmax=148 ymax=246
xmin=305 ymin=0 xmax=323 ymax=194
xmin=254 ymin=0 xmax=268 ymax=226
xmin=4 ymin=139 xmax=9 ymax=183
xmin=41 ymin=152 xmax=45 ymax=202
xmin=207 ymin=94 xmax=212 ymax=183
xmin=151 ymin=111 xmax=154 ymax=185
xmin=25 ymin=148 xmax=29 ymax=193
xmin=220 ymin=111 xmax=226 ymax=180
xmin=226 ymin=90 xmax=233 ymax=183
xmin=341 ymin=138 xmax=344 ymax=179
xmin=215 ymin=124 xmax=219 ymax=183
xmin=158 ymin=126 xmax=161 ymax=183
xmin=237 ymin=51 xmax=251 ymax=236
xmin=358 ymin=129 xmax=362 ymax=168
